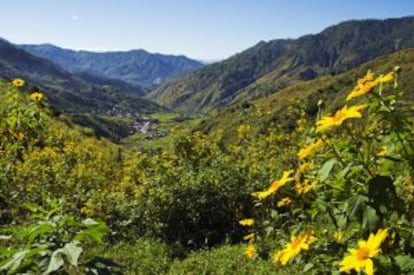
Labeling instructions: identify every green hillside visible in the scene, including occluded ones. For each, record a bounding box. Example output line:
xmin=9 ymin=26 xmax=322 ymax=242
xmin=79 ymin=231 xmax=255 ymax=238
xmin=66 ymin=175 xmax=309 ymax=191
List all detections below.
xmin=1 ymin=42 xmax=414 ymax=273
xmin=0 ymin=38 xmax=167 ymax=140
xmin=148 ymin=16 xmax=414 ymax=113
xmin=198 ymin=48 xmax=414 ymax=138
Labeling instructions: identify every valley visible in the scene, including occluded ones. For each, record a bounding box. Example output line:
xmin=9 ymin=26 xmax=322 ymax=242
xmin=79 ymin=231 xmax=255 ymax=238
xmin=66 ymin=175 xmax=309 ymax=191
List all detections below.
xmin=1 ymin=15 xmax=414 ymax=274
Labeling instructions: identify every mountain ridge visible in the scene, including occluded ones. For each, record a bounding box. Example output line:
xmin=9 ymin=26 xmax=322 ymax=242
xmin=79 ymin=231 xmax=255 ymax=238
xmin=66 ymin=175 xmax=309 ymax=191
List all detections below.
xmin=20 ymin=43 xmax=204 ymax=90
xmin=0 ymin=37 xmax=166 ymax=140
xmin=148 ymin=16 xmax=414 ymax=113
xmin=0 ymin=38 xmax=162 ymax=114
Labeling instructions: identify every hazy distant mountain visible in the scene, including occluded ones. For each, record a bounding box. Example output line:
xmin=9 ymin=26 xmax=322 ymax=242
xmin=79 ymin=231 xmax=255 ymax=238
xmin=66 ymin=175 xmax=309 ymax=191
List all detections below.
xmin=20 ymin=44 xmax=204 ymax=90
xmin=0 ymin=38 xmax=162 ymax=114
xmin=148 ymin=16 xmax=414 ymax=113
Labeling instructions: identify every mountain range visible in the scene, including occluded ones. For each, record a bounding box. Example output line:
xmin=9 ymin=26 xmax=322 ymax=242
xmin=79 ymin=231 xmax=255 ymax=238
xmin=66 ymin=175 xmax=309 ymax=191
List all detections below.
xmin=1 ymin=16 xmax=414 ymax=140
xmin=0 ymin=38 xmax=163 ymax=115
xmin=20 ymin=44 xmax=204 ymax=91
xmin=147 ymin=16 xmax=414 ymax=113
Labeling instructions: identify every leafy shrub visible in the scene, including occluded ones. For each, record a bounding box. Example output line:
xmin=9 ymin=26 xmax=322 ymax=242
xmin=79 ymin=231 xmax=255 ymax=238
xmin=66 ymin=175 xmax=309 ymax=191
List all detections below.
xmin=0 ymin=199 xmax=110 ymax=274
xmin=168 ymin=245 xmax=282 ymax=275
xmin=95 ymin=238 xmax=172 ymax=275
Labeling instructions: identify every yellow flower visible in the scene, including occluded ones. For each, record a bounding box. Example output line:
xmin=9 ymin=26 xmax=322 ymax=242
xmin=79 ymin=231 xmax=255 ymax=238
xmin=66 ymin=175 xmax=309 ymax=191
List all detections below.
xmin=245 ymin=244 xmax=257 ymax=260
xmin=272 ymin=230 xmax=317 ymax=266
xmin=316 ymin=105 xmax=366 ymax=133
xmin=239 ymin=218 xmax=255 ymax=226
xmin=377 ymin=71 xmax=394 ymax=83
xmin=377 ymin=146 xmax=387 ymax=157
xmin=295 ymin=180 xmax=313 ymax=195
xmin=333 ymin=231 xmax=344 ymax=243
xmin=346 ymin=70 xmax=377 ymax=101
xmin=339 ymin=228 xmax=388 ymax=275
xmin=272 ymin=250 xmax=283 ymax=265
xmin=11 ymin=78 xmax=25 ymax=87
xmin=243 ymin=233 xmax=255 ymax=242
xmin=237 ymin=124 xmax=251 ymax=139
xmin=297 ymin=139 xmax=324 ymax=160
xmin=299 ymin=162 xmax=315 ymax=173
xmin=30 ymin=92 xmax=44 ymax=102
xmin=346 ymin=70 xmax=394 ymax=101
xmin=252 ymin=170 xmax=294 ymax=200
xmin=277 ymin=197 xmax=292 ymax=208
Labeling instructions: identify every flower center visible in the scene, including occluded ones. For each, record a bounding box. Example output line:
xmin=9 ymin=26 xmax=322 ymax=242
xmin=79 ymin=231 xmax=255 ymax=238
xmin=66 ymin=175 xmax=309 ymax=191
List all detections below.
xmin=356 ymin=247 xmax=370 ymax=260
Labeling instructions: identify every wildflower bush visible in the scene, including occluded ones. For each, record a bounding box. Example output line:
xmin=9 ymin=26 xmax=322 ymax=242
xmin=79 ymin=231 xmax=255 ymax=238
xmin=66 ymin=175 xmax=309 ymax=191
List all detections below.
xmin=1 ymin=61 xmax=413 ymax=274
xmin=240 ymin=68 xmax=414 ymax=274
xmin=0 ymin=79 xmax=123 ymax=222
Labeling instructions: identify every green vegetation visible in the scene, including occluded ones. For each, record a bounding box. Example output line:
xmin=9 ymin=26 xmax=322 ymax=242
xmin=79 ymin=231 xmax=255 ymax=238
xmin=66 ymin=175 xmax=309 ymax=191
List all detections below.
xmin=1 ymin=43 xmax=414 ymax=274
xmin=1 ymin=38 xmax=168 ymax=141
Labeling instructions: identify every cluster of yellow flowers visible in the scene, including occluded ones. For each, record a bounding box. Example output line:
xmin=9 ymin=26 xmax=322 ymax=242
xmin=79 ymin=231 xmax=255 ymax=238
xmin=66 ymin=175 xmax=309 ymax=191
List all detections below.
xmin=10 ymin=78 xmax=45 ymax=102
xmin=240 ymin=69 xmax=396 ymax=274
xmin=239 ymin=219 xmax=256 ymax=259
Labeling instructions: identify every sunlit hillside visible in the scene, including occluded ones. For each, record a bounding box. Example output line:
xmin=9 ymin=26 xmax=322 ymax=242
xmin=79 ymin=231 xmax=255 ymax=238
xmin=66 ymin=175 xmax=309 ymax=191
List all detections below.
xmin=1 ymin=40 xmax=413 ymax=273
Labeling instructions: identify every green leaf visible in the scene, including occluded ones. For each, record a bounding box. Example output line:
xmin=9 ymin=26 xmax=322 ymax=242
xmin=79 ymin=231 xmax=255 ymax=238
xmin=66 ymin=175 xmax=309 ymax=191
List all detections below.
xmin=362 ymin=205 xmax=379 ymax=233
xmin=303 ymin=262 xmax=314 ymax=272
xmin=62 ymin=241 xmax=82 ymax=266
xmin=76 ymin=220 xmax=109 ymax=244
xmin=346 ymin=195 xmax=368 ymax=221
xmin=23 ymin=202 xmax=47 ymax=215
xmin=339 ymin=162 xmax=353 ymax=178
xmin=318 ymin=159 xmax=336 ymax=182
xmin=82 ymin=218 xmax=100 ymax=226
xmin=0 ymin=250 xmax=29 ymax=273
xmin=395 ymin=255 xmax=414 ymax=271
xmin=46 ymin=250 xmax=64 ymax=274
xmin=25 ymin=222 xmax=55 ymax=244
xmin=0 ymin=247 xmax=44 ymax=273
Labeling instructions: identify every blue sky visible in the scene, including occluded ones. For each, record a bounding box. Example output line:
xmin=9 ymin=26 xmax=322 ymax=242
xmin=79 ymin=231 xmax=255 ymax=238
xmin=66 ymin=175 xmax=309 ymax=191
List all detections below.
xmin=1 ymin=0 xmax=413 ymax=60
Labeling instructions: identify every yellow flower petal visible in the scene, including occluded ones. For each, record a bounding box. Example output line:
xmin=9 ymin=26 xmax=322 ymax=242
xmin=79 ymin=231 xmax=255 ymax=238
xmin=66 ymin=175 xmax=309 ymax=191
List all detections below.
xmin=316 ymin=105 xmax=366 ymax=133
xmin=245 ymin=244 xmax=257 ymax=260
xmin=239 ymin=218 xmax=255 ymax=226
xmin=377 ymin=72 xmax=394 ymax=83
xmin=346 ymin=70 xmax=377 ymax=101
xmin=297 ymin=139 xmax=324 ymax=160
xmin=272 ymin=230 xmax=317 ymax=266
xmin=243 ymin=233 xmax=255 ymax=241
xmin=333 ymin=231 xmax=344 ymax=243
xmin=277 ymin=197 xmax=292 ymax=208
xmin=252 ymin=170 xmax=294 ymax=200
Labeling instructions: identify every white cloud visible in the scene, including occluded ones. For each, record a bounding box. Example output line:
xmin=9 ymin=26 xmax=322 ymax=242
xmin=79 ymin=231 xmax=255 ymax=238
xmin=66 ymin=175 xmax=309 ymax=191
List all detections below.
xmin=71 ymin=15 xmax=79 ymax=21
